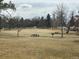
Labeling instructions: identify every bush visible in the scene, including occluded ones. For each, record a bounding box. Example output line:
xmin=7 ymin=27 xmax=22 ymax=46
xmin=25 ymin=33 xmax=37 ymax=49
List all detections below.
xmin=31 ymin=34 xmax=39 ymax=37
xmin=51 ymin=33 xmax=54 ymax=37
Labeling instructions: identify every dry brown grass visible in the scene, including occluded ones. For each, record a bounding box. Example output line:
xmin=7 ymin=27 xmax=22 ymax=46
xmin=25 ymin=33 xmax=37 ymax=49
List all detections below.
xmin=0 ymin=28 xmax=79 ymax=59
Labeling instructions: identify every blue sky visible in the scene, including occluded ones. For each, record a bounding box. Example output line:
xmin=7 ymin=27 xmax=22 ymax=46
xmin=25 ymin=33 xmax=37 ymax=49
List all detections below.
xmin=3 ymin=0 xmax=79 ymax=18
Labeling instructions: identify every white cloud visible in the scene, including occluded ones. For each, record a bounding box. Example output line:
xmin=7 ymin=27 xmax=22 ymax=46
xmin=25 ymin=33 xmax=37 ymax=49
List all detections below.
xmin=19 ymin=4 xmax=32 ymax=9
xmin=3 ymin=0 xmax=79 ymax=18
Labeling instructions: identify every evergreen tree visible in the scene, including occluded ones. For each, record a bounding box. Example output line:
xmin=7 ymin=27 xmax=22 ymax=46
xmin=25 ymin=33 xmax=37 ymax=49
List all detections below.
xmin=0 ymin=0 xmax=16 ymax=30
xmin=46 ymin=14 xmax=51 ymax=27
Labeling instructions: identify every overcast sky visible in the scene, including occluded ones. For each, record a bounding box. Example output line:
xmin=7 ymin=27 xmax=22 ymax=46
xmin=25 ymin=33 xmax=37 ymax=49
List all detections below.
xmin=3 ymin=0 xmax=79 ymax=18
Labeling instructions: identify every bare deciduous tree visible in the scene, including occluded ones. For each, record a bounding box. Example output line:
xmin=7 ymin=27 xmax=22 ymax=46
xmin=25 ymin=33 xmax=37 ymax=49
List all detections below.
xmin=55 ymin=4 xmax=67 ymax=38
xmin=66 ymin=11 xmax=75 ymax=34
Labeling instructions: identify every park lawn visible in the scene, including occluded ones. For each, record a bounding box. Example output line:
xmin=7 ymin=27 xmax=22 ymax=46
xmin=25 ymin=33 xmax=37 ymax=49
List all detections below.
xmin=0 ymin=29 xmax=79 ymax=59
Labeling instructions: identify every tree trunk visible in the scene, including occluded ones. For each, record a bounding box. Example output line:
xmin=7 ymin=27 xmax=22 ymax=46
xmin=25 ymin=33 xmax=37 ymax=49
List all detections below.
xmin=61 ymin=26 xmax=64 ymax=38
xmin=0 ymin=29 xmax=1 ymax=32
xmin=76 ymin=27 xmax=79 ymax=35
xmin=17 ymin=29 xmax=20 ymax=37
xmin=66 ymin=26 xmax=70 ymax=34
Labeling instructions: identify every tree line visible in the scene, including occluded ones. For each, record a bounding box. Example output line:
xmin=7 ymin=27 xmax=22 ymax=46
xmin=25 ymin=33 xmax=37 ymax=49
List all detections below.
xmin=0 ymin=13 xmax=67 ymax=29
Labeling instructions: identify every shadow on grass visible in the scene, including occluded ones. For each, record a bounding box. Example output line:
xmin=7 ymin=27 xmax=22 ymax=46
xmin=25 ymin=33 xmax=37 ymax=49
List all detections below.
xmin=0 ymin=32 xmax=79 ymax=40
xmin=0 ymin=32 xmax=27 ymax=39
xmin=73 ymin=40 xmax=79 ymax=44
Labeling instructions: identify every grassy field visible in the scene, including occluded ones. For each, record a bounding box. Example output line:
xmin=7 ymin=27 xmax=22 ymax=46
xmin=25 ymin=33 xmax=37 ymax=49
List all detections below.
xmin=0 ymin=28 xmax=79 ymax=59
